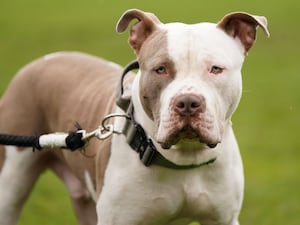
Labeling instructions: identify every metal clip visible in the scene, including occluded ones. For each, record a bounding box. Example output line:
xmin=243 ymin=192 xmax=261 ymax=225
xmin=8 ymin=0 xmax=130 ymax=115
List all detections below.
xmin=95 ymin=124 xmax=114 ymax=140
xmin=77 ymin=113 xmax=130 ymax=143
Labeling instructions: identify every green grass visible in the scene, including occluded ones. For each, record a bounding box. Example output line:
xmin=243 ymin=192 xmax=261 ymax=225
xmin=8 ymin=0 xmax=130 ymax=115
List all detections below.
xmin=0 ymin=0 xmax=299 ymax=224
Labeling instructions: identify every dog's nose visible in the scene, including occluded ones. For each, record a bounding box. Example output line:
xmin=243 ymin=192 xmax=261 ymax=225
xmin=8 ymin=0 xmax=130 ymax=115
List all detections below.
xmin=174 ymin=94 xmax=206 ymax=116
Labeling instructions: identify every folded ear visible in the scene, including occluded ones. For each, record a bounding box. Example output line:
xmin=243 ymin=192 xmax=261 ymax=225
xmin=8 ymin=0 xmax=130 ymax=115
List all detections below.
xmin=217 ymin=12 xmax=270 ymax=53
xmin=116 ymin=9 xmax=162 ymax=54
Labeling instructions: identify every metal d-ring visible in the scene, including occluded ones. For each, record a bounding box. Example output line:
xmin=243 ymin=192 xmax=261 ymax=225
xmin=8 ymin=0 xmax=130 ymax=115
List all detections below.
xmin=101 ymin=113 xmax=131 ymax=134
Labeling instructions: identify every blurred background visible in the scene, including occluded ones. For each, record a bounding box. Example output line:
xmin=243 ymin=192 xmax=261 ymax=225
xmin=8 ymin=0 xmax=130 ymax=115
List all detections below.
xmin=0 ymin=0 xmax=299 ymax=224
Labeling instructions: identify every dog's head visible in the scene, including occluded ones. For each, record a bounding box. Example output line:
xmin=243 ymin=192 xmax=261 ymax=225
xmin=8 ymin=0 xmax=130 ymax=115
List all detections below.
xmin=117 ymin=9 xmax=269 ymax=156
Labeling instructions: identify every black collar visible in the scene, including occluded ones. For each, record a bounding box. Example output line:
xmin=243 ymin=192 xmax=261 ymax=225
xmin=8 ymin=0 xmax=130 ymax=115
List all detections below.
xmin=116 ymin=61 xmax=216 ymax=169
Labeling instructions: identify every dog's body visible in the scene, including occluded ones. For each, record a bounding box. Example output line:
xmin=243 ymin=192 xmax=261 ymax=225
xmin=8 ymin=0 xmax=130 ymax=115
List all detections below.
xmin=0 ymin=9 xmax=269 ymax=225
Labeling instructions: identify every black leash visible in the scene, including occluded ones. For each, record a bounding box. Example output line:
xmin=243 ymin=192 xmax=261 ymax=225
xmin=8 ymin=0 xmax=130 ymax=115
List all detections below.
xmin=0 ymin=134 xmax=41 ymax=149
xmin=0 ymin=131 xmax=85 ymax=151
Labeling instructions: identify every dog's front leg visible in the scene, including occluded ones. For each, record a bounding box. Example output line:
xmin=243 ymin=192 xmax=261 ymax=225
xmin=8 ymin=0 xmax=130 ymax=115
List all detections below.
xmin=95 ymin=141 xmax=183 ymax=225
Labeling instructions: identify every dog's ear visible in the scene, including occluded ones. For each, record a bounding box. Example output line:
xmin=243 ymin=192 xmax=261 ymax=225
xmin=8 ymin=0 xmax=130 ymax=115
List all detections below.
xmin=116 ymin=9 xmax=162 ymax=54
xmin=217 ymin=12 xmax=270 ymax=53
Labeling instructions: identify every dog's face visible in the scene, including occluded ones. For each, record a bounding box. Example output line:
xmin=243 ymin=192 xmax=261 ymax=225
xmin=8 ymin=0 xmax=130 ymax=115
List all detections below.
xmin=117 ymin=10 xmax=269 ymax=151
xmin=137 ymin=23 xmax=245 ymax=150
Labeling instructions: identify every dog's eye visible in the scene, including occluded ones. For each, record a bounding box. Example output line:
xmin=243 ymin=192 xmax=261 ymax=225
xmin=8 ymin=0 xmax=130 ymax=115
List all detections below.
xmin=210 ymin=66 xmax=224 ymax=75
xmin=154 ymin=66 xmax=167 ymax=75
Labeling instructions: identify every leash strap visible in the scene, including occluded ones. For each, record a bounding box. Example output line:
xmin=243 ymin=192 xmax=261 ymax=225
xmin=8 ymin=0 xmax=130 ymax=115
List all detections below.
xmin=0 ymin=131 xmax=85 ymax=151
xmin=0 ymin=134 xmax=41 ymax=149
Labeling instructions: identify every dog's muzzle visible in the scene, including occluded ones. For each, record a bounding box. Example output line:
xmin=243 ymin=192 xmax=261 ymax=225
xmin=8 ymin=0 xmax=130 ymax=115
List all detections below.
xmin=156 ymin=94 xmax=221 ymax=150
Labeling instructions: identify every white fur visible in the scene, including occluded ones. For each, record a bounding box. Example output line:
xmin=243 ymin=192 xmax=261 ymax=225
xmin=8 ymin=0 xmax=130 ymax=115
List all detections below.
xmin=165 ymin=22 xmax=244 ymax=120
xmin=84 ymin=170 xmax=97 ymax=202
xmin=0 ymin=147 xmax=38 ymax=225
xmin=98 ymin=124 xmax=244 ymax=225
xmin=97 ymin=22 xmax=244 ymax=225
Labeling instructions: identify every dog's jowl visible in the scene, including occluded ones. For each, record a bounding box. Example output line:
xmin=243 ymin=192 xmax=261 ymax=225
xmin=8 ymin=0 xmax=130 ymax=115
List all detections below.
xmin=0 ymin=9 xmax=269 ymax=225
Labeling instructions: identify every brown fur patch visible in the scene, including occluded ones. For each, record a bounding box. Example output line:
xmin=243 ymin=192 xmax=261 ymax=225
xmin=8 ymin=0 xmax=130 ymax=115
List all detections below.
xmin=138 ymin=29 xmax=176 ymax=123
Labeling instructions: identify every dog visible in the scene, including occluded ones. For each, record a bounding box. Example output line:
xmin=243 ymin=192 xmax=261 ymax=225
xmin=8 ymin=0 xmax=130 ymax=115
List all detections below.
xmin=0 ymin=9 xmax=269 ymax=225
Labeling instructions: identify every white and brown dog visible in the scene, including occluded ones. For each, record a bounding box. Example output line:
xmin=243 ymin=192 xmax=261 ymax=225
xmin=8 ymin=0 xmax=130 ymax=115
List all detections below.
xmin=0 ymin=9 xmax=269 ymax=225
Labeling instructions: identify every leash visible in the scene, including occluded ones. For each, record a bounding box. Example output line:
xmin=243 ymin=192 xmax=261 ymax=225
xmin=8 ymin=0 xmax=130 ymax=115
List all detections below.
xmin=0 ymin=61 xmax=216 ymax=169
xmin=0 ymin=114 xmax=121 ymax=151
xmin=0 ymin=61 xmax=138 ymax=151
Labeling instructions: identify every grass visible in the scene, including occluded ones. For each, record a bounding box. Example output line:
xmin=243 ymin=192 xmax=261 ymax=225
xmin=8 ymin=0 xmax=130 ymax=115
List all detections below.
xmin=0 ymin=0 xmax=299 ymax=224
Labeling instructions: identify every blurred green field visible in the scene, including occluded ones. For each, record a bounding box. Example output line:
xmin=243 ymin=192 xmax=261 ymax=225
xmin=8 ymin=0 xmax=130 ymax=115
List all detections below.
xmin=0 ymin=0 xmax=299 ymax=225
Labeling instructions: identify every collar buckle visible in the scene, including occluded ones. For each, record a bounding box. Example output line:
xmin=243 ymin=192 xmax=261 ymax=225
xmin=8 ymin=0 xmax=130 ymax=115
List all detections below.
xmin=124 ymin=120 xmax=157 ymax=167
xmin=139 ymin=139 xmax=157 ymax=167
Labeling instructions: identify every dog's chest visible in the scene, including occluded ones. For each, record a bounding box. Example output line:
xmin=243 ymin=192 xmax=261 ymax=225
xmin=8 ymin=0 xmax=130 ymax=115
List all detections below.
xmin=101 ymin=143 xmax=225 ymax=222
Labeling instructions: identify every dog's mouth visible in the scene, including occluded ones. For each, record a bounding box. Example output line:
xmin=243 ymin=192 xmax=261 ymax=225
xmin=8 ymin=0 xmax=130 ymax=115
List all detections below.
xmin=156 ymin=125 xmax=220 ymax=150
